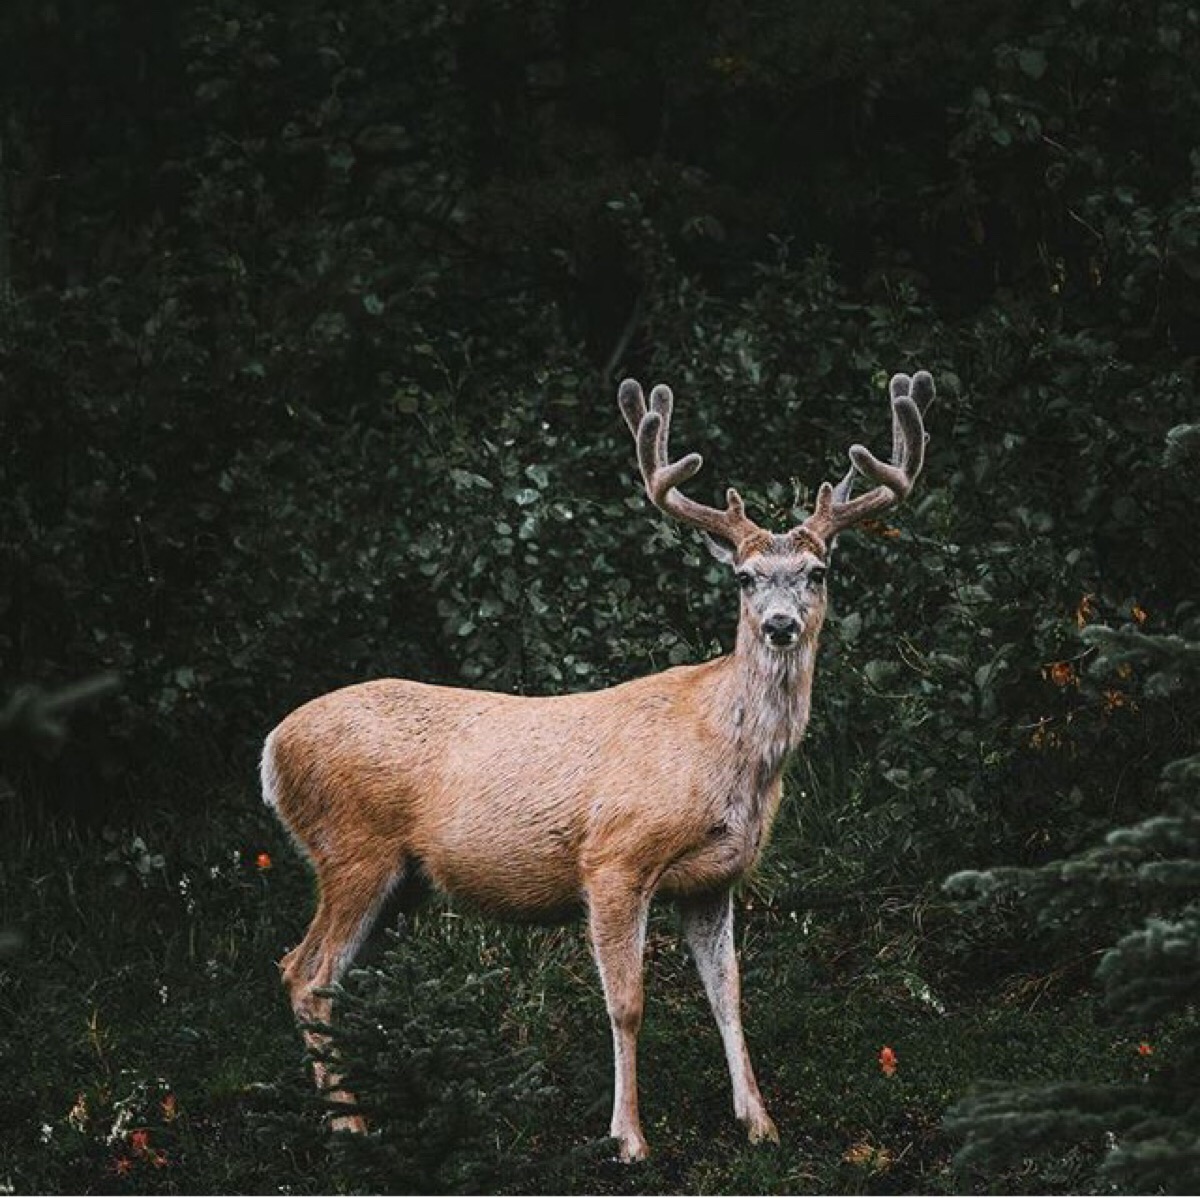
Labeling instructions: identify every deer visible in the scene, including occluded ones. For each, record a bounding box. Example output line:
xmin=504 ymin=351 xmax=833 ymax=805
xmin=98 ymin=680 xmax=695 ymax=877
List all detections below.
xmin=261 ymin=369 xmax=931 ymax=1162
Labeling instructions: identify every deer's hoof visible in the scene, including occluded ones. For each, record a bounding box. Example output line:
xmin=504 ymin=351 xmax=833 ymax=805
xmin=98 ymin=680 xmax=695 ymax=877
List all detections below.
xmin=615 ymin=1131 xmax=650 ymax=1163
xmin=746 ymin=1112 xmax=779 ymax=1146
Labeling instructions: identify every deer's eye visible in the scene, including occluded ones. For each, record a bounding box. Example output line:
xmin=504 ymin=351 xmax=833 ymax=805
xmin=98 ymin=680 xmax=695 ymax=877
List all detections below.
xmin=736 ymin=571 xmax=756 ymax=592
xmin=809 ymin=567 xmax=827 ymax=587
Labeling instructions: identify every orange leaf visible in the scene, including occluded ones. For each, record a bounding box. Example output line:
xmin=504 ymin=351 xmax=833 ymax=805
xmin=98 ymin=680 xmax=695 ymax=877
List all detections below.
xmin=1044 ymin=660 xmax=1076 ymax=688
xmin=1076 ymin=593 xmax=1096 ymax=628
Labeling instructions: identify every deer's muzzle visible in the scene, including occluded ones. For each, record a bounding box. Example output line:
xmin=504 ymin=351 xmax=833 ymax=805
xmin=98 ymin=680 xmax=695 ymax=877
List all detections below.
xmin=762 ymin=613 xmax=801 ymax=648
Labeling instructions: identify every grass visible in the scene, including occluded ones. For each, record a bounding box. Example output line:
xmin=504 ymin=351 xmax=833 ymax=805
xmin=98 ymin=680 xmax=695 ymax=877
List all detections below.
xmin=0 ymin=777 xmax=1129 ymax=1195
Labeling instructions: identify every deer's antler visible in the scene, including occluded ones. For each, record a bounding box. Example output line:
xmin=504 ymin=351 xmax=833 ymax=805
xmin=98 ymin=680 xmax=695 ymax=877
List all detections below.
xmin=794 ymin=370 xmax=931 ymax=550
xmin=619 ymin=379 xmax=764 ymax=553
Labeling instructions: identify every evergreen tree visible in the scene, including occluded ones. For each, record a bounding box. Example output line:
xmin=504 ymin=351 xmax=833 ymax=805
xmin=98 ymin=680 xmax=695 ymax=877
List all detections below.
xmin=944 ymin=425 xmax=1200 ymax=1193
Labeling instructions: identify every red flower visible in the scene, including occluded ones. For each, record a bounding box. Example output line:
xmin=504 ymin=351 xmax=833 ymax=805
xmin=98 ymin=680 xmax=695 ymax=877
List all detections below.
xmin=129 ymin=1129 xmax=151 ymax=1154
xmin=879 ymin=1046 xmax=898 ymax=1076
xmin=1137 ymin=1042 xmax=1154 ymax=1057
xmin=255 ymin=852 xmax=272 ymax=871
xmin=111 ymin=1157 xmax=134 ymax=1177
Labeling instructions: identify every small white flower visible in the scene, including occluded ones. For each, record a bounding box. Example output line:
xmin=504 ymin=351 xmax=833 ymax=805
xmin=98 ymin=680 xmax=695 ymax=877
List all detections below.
xmin=158 ymin=984 xmax=169 ymax=1005
xmin=106 ymin=1086 xmax=138 ymax=1145
xmin=914 ymin=981 xmax=947 ymax=1016
xmin=106 ymin=1108 xmax=131 ymax=1145
xmin=39 ymin=1123 xmax=53 ymax=1143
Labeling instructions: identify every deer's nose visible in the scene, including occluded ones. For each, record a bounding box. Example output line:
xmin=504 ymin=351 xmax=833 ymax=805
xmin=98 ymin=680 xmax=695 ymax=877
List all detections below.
xmin=763 ymin=613 xmax=800 ymax=647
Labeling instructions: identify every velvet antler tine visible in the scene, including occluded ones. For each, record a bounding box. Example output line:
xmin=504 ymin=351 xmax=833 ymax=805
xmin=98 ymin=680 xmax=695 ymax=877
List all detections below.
xmin=910 ymin=370 xmax=935 ymax=405
xmin=618 ymin=378 xmax=647 ymax=438
xmin=648 ymin=383 xmax=674 ymax=465
xmin=831 ymin=462 xmax=856 ymax=506
xmin=848 ymin=440 xmax=911 ymax=497
xmin=909 ymin=369 xmax=934 ymax=461
xmin=888 ymin=373 xmax=911 ymax=462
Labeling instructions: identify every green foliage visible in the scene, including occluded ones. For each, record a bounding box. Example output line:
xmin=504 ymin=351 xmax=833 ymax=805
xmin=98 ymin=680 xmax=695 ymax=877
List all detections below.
xmin=3 ymin=0 xmax=1200 ymax=1191
xmin=3 ymin=817 xmax=1130 ymax=1195
xmin=944 ymin=426 xmax=1200 ymax=1191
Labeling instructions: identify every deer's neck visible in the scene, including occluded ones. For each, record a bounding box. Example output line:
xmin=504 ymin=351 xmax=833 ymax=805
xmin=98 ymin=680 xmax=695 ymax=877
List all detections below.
xmin=718 ymin=630 xmax=818 ymax=783
xmin=696 ymin=633 xmax=817 ymax=869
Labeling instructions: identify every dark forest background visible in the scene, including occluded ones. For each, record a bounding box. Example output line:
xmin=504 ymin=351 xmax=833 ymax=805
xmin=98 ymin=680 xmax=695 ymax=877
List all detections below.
xmin=2 ymin=0 xmax=1198 ymax=1193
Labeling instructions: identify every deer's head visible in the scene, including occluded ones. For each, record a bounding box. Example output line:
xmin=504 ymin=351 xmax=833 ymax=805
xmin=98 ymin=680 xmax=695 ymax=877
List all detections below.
xmin=619 ymin=372 xmax=931 ymax=655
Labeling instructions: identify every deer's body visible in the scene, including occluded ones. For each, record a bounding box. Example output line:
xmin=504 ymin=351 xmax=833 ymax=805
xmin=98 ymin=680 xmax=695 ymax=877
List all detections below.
xmin=265 ymin=372 xmax=930 ymax=1161
xmin=266 ymin=627 xmax=815 ymax=919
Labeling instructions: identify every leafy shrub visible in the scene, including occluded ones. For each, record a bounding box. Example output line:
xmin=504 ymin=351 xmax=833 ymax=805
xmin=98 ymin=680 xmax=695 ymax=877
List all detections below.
xmin=258 ymin=924 xmax=599 ymax=1194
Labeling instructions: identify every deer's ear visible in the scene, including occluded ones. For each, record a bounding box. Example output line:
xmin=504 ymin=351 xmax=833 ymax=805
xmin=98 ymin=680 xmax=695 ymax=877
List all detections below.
xmin=701 ymin=531 xmax=738 ymax=566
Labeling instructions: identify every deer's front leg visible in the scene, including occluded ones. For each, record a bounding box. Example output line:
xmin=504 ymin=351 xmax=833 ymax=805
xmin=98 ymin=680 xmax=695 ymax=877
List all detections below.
xmin=586 ymin=875 xmax=652 ymax=1162
xmin=680 ymin=888 xmax=778 ymax=1145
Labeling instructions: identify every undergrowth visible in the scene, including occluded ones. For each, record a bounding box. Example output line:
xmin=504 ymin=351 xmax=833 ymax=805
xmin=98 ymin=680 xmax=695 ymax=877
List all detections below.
xmin=0 ymin=775 xmax=1133 ymax=1195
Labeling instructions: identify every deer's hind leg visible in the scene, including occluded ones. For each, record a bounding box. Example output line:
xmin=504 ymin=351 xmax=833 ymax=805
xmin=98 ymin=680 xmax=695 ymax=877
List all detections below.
xmin=281 ymin=849 xmax=406 ymax=1133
